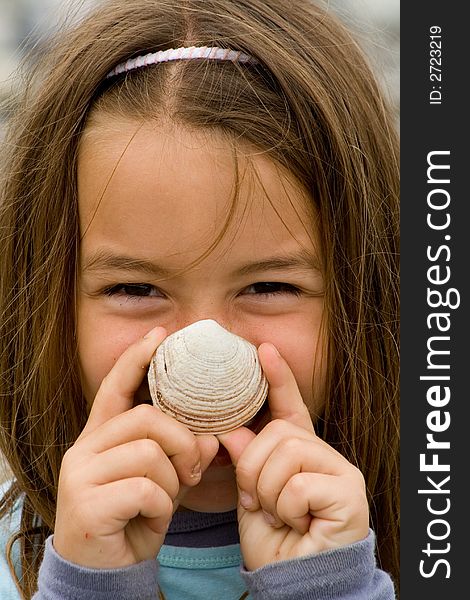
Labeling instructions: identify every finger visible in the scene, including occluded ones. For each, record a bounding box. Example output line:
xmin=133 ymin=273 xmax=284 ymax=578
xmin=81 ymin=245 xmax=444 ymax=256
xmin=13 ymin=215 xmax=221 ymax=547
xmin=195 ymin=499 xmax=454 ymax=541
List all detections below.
xmin=85 ymin=439 xmax=180 ymax=500
xmin=216 ymin=427 xmax=257 ymax=510
xmin=224 ymin=420 xmax=313 ymax=511
xmin=255 ymin=437 xmax=350 ymax=526
xmin=55 ymin=478 xmax=173 ymax=567
xmin=217 ymin=427 xmax=256 ymax=466
xmin=174 ymin=434 xmax=220 ymax=509
xmin=276 ymin=471 xmax=369 ymax=544
xmin=195 ymin=434 xmax=221 ymax=472
xmin=258 ymin=343 xmax=313 ymax=432
xmin=230 ymin=419 xmax=346 ymax=510
xmin=276 ymin=473 xmax=338 ymax=535
xmin=77 ymin=404 xmax=203 ymax=487
xmin=99 ymin=477 xmax=174 ymax=537
xmin=80 ymin=325 xmax=167 ymax=438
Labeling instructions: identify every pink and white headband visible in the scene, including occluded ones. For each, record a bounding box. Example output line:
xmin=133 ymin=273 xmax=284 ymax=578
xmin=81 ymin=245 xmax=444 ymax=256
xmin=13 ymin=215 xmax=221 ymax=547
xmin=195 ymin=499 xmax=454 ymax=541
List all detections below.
xmin=106 ymin=45 xmax=257 ymax=79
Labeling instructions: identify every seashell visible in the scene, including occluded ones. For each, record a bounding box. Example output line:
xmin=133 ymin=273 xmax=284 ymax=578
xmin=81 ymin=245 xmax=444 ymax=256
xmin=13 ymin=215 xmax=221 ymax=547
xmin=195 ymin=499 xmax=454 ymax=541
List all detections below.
xmin=147 ymin=319 xmax=268 ymax=434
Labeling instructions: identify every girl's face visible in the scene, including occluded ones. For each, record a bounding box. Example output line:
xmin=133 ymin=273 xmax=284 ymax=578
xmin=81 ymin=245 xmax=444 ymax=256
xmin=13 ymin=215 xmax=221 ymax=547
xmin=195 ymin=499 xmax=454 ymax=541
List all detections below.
xmin=77 ymin=119 xmax=326 ymax=512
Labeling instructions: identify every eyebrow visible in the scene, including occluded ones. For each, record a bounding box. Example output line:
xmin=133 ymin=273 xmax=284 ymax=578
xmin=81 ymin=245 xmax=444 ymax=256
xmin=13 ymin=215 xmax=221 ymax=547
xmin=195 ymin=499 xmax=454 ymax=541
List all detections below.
xmin=83 ymin=250 xmax=172 ymax=277
xmin=235 ymin=250 xmax=321 ymax=276
xmin=82 ymin=248 xmax=321 ymax=277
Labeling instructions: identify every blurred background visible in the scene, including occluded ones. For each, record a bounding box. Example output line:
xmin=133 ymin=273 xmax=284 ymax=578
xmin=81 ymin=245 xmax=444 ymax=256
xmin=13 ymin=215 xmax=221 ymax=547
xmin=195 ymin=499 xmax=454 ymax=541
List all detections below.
xmin=0 ymin=1 xmax=399 ymax=482
xmin=1 ymin=0 xmax=399 ymax=136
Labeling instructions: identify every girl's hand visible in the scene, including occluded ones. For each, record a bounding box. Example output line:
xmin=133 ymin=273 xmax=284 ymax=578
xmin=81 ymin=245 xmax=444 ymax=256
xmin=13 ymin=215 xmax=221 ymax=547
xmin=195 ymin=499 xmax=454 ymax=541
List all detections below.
xmin=219 ymin=343 xmax=369 ymax=571
xmin=54 ymin=326 xmax=218 ymax=569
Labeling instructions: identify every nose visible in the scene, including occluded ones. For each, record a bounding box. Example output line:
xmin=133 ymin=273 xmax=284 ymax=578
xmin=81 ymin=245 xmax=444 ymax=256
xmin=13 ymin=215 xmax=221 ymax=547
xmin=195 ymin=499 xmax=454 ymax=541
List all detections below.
xmin=170 ymin=302 xmax=235 ymax=335
xmin=169 ymin=311 xmax=261 ymax=349
xmin=162 ymin=307 xmax=263 ymax=349
xmin=162 ymin=296 xmax=259 ymax=343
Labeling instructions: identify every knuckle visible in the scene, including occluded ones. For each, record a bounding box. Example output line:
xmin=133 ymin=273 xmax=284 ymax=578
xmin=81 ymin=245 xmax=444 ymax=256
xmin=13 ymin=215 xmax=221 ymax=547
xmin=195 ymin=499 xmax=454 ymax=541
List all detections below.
xmin=353 ymin=493 xmax=369 ymax=516
xmin=137 ymin=438 xmax=161 ymax=463
xmin=236 ymin=459 xmax=253 ymax=484
xmin=342 ymin=495 xmax=369 ymax=527
xmin=264 ymin=419 xmax=290 ymax=437
xmin=59 ymin=446 xmax=82 ymax=482
xmin=349 ymin=484 xmax=369 ymax=510
xmin=286 ymin=472 xmax=309 ymax=496
xmin=162 ymin=494 xmax=174 ymax=520
xmin=136 ymin=476 xmax=156 ymax=501
xmin=131 ymin=403 xmax=158 ymax=423
xmin=61 ymin=446 xmax=75 ymax=468
xmin=256 ymin=481 xmax=274 ymax=503
xmin=348 ymin=464 xmax=367 ymax=489
xmin=278 ymin=436 xmax=302 ymax=454
xmin=167 ymin=474 xmax=180 ymax=500
xmin=99 ymin=373 xmax=113 ymax=394
xmin=58 ymin=468 xmax=74 ymax=494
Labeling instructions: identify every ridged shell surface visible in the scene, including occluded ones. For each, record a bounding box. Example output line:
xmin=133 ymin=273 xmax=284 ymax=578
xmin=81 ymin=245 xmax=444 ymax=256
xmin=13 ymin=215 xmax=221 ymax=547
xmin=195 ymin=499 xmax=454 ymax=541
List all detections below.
xmin=148 ymin=319 xmax=268 ymax=434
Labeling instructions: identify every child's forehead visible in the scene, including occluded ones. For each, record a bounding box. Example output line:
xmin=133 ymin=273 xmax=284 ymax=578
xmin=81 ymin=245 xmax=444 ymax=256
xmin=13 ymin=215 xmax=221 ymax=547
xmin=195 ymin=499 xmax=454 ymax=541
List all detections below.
xmin=77 ymin=118 xmax=319 ymax=266
xmin=79 ymin=116 xmax=311 ymax=205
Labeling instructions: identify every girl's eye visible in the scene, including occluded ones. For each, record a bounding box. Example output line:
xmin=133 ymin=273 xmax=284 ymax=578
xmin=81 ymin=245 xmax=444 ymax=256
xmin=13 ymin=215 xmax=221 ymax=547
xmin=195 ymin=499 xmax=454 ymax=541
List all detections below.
xmin=103 ymin=283 xmax=163 ymax=298
xmin=241 ymin=282 xmax=301 ymax=297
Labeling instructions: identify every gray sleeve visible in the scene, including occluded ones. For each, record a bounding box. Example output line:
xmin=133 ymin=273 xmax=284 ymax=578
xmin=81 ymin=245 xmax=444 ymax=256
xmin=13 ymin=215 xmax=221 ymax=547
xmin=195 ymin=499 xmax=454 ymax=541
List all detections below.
xmin=32 ymin=536 xmax=159 ymax=600
xmin=240 ymin=530 xmax=396 ymax=599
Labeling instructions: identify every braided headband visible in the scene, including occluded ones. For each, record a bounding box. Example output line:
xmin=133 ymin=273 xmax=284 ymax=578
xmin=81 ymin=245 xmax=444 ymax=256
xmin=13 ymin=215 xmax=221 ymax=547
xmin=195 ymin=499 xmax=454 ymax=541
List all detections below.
xmin=106 ymin=45 xmax=257 ymax=79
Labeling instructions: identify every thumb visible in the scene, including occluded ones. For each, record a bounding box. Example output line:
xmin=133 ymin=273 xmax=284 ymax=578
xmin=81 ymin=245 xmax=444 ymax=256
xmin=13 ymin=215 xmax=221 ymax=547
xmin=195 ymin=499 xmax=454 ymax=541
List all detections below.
xmin=217 ymin=427 xmax=256 ymax=466
xmin=258 ymin=342 xmax=314 ymax=433
xmin=79 ymin=326 xmax=167 ymax=440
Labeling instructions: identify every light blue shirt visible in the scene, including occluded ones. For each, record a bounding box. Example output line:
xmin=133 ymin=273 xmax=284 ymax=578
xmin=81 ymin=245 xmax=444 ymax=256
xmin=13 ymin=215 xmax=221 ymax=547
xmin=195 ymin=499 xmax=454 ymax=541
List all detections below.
xmin=0 ymin=481 xmax=396 ymax=599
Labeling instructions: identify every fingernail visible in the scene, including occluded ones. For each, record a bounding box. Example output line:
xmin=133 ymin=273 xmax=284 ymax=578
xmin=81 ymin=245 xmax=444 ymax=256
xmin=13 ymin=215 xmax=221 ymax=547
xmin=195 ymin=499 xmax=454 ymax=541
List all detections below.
xmin=271 ymin=344 xmax=281 ymax=357
xmin=239 ymin=491 xmax=253 ymax=509
xmin=263 ymin=511 xmax=276 ymax=525
xmin=190 ymin=462 xmax=201 ymax=479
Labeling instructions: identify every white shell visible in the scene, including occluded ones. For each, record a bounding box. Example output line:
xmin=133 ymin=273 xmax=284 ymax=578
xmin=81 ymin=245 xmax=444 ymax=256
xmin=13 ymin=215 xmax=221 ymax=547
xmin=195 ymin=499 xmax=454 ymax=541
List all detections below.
xmin=147 ymin=319 xmax=268 ymax=434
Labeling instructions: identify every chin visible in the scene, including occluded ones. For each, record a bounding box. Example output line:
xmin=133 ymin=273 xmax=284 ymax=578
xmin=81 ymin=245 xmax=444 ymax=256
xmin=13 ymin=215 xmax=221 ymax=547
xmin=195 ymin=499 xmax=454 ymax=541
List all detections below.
xmin=178 ymin=465 xmax=238 ymax=513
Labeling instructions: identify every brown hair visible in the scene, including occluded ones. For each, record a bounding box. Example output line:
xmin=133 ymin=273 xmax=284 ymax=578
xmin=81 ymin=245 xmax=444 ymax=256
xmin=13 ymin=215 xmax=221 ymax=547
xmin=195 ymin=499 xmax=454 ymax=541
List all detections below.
xmin=0 ymin=0 xmax=399 ymax=597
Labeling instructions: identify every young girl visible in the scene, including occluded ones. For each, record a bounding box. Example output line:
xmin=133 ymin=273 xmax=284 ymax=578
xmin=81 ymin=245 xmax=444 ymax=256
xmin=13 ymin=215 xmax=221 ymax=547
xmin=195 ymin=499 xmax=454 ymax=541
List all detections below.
xmin=0 ymin=0 xmax=399 ymax=598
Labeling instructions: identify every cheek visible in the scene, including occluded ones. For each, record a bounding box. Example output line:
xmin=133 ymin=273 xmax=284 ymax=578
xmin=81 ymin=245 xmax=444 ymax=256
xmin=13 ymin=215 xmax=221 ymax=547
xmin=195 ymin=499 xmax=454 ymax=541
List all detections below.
xmin=76 ymin=307 xmax=149 ymax=405
xmin=280 ymin=335 xmax=326 ymax=412
xmin=253 ymin=321 xmax=327 ymax=415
